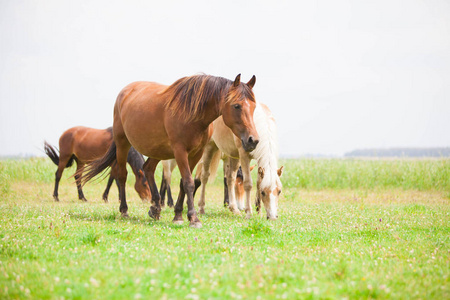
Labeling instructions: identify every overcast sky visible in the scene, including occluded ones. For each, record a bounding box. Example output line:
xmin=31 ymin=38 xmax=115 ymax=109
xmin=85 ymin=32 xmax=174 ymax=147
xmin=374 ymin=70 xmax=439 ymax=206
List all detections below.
xmin=1 ymin=0 xmax=449 ymax=157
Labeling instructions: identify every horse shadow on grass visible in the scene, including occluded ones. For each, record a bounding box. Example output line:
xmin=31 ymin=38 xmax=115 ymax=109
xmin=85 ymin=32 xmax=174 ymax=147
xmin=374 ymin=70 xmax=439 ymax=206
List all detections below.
xmin=65 ymin=207 xmax=212 ymax=230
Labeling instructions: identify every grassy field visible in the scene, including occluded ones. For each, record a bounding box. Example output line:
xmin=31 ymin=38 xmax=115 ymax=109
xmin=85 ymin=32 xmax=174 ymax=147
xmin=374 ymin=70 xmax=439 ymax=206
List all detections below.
xmin=0 ymin=158 xmax=449 ymax=299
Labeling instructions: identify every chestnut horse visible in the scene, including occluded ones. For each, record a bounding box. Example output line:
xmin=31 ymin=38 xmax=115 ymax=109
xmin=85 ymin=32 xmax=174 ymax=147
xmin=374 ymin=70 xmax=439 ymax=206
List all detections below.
xmin=44 ymin=126 xmax=151 ymax=202
xmin=80 ymin=74 xmax=259 ymax=228
xmin=196 ymin=102 xmax=283 ymax=220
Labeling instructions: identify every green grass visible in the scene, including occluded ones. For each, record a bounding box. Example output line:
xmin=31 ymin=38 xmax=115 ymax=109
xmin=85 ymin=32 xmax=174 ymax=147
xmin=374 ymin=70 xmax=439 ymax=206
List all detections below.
xmin=0 ymin=158 xmax=449 ymax=299
xmin=281 ymin=158 xmax=450 ymax=191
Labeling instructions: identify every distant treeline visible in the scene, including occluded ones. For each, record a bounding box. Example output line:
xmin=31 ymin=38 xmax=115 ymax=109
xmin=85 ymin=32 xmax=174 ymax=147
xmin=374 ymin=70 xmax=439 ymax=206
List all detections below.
xmin=345 ymin=148 xmax=450 ymax=158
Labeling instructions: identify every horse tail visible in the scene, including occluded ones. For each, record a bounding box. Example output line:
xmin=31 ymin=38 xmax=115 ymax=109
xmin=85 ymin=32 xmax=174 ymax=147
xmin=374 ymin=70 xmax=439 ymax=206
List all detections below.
xmin=44 ymin=141 xmax=75 ymax=168
xmin=208 ymin=149 xmax=222 ymax=180
xmin=79 ymin=142 xmax=117 ymax=186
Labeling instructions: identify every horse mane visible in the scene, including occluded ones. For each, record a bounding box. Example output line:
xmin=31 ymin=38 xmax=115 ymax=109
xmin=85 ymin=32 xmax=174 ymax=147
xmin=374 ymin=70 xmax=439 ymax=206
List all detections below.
xmin=127 ymin=147 xmax=145 ymax=175
xmin=162 ymin=74 xmax=254 ymax=123
xmin=251 ymin=103 xmax=280 ymax=189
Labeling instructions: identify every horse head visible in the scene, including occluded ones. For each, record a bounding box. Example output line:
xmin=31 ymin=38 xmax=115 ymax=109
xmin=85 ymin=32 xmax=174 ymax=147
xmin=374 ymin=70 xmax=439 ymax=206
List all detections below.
xmin=258 ymin=166 xmax=283 ymax=220
xmin=222 ymin=74 xmax=259 ymax=152
xmin=134 ymin=169 xmax=151 ymax=202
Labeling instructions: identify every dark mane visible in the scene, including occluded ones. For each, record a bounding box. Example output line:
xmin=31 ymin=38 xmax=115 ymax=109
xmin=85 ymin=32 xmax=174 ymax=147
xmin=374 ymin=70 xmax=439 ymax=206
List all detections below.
xmin=162 ymin=75 xmax=233 ymax=123
xmin=127 ymin=147 xmax=145 ymax=175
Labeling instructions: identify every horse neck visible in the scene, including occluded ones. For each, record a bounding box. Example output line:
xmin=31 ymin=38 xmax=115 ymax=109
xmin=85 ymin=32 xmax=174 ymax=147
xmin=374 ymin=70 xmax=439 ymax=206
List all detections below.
xmin=252 ymin=104 xmax=279 ymax=188
xmin=197 ymin=95 xmax=225 ymax=129
xmin=127 ymin=148 xmax=145 ymax=175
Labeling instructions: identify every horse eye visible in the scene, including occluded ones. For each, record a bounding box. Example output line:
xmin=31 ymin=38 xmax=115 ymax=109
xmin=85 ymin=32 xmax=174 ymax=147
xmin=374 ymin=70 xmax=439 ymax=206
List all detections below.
xmin=261 ymin=191 xmax=266 ymax=196
xmin=234 ymin=104 xmax=241 ymax=109
xmin=278 ymin=190 xmax=282 ymax=195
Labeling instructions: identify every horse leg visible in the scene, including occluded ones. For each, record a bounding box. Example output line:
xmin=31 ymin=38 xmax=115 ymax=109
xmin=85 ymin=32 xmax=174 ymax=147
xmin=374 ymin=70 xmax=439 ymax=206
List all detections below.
xmin=166 ymin=181 xmax=174 ymax=208
xmin=256 ymin=172 xmax=262 ymax=214
xmin=74 ymin=161 xmax=87 ymax=201
xmin=226 ymin=157 xmax=240 ymax=215
xmin=102 ymin=174 xmax=114 ymax=203
xmin=239 ymin=154 xmax=253 ymax=219
xmin=103 ymin=163 xmax=118 ymax=202
xmin=172 ymin=179 xmax=185 ymax=224
xmin=198 ymin=143 xmax=219 ymax=215
xmin=53 ymin=165 xmax=64 ymax=202
xmin=143 ymin=158 xmax=162 ymax=220
xmin=166 ymin=160 xmax=176 ymax=207
xmin=52 ymin=154 xmax=72 ymax=202
xmin=114 ymin=141 xmax=131 ymax=217
xmin=173 ymin=149 xmax=203 ymax=228
xmin=223 ymin=176 xmax=229 ymax=207
xmin=159 ymin=169 xmax=167 ymax=207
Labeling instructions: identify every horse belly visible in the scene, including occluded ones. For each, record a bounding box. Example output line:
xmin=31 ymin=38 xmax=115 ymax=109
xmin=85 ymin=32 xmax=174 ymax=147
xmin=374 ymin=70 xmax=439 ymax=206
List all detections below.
xmin=131 ymin=138 xmax=175 ymax=160
xmin=73 ymin=129 xmax=112 ymax=163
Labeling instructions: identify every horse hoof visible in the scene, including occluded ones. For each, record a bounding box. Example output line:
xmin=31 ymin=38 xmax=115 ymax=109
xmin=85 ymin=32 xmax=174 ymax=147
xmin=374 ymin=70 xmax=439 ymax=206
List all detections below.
xmin=229 ymin=207 xmax=240 ymax=215
xmin=80 ymin=198 xmax=88 ymax=202
xmin=121 ymin=213 xmax=129 ymax=218
xmin=53 ymin=196 xmax=60 ymax=202
xmin=172 ymin=220 xmax=184 ymax=225
xmin=246 ymin=214 xmax=252 ymax=219
xmin=189 ymin=222 xmax=202 ymax=229
xmin=199 ymin=208 xmax=205 ymax=215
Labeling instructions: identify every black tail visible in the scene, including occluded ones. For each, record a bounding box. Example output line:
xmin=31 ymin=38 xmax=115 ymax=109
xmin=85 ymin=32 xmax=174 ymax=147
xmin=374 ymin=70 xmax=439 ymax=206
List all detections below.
xmin=79 ymin=142 xmax=117 ymax=186
xmin=44 ymin=141 xmax=75 ymax=168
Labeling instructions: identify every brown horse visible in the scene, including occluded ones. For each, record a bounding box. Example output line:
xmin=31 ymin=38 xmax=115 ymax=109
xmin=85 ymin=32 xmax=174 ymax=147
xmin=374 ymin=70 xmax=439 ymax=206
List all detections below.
xmin=80 ymin=74 xmax=259 ymax=228
xmin=44 ymin=126 xmax=151 ymax=202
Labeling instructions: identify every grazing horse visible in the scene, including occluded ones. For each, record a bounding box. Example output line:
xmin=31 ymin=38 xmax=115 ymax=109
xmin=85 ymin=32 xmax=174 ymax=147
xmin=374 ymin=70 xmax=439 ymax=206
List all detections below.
xmin=80 ymin=74 xmax=259 ymax=228
xmin=44 ymin=126 xmax=151 ymax=202
xmin=196 ymin=102 xmax=283 ymax=220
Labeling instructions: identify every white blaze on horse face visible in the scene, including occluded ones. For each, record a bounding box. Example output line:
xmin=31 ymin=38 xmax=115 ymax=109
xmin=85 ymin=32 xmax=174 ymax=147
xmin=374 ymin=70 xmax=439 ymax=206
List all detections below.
xmin=261 ymin=184 xmax=280 ymax=220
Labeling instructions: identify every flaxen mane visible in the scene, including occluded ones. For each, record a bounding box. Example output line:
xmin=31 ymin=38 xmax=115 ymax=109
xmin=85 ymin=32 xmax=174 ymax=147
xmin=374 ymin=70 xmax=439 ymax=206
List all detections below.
xmin=162 ymin=74 xmax=255 ymax=123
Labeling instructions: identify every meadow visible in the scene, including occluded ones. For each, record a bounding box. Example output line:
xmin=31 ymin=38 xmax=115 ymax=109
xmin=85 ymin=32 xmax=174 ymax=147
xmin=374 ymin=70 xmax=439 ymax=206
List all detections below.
xmin=0 ymin=158 xmax=449 ymax=299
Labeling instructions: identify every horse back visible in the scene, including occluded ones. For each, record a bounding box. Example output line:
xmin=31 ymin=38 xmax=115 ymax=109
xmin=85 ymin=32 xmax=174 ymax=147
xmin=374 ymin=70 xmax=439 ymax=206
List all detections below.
xmin=60 ymin=126 xmax=113 ymax=164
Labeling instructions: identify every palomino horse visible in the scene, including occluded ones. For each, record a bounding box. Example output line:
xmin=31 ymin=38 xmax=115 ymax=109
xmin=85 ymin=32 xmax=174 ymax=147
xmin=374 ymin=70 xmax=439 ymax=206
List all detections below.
xmin=44 ymin=126 xmax=151 ymax=202
xmin=196 ymin=102 xmax=283 ymax=220
xmin=80 ymin=74 xmax=259 ymax=228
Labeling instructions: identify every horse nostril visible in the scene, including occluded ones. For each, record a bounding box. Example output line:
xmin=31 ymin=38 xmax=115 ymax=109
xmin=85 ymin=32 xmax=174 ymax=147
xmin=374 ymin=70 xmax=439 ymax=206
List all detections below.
xmin=248 ymin=136 xmax=259 ymax=146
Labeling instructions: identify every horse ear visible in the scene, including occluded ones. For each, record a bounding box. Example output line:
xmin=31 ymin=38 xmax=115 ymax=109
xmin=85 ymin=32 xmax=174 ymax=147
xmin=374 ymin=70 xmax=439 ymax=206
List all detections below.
xmin=246 ymin=75 xmax=256 ymax=89
xmin=233 ymin=74 xmax=241 ymax=87
xmin=250 ymin=165 xmax=256 ymax=172
xmin=139 ymin=170 xmax=144 ymax=177
xmin=277 ymin=166 xmax=284 ymax=177
xmin=258 ymin=167 xmax=265 ymax=179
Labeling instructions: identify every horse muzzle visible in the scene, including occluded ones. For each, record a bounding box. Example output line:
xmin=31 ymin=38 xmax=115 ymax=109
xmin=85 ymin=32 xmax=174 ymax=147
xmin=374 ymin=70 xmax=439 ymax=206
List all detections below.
xmin=241 ymin=136 xmax=259 ymax=152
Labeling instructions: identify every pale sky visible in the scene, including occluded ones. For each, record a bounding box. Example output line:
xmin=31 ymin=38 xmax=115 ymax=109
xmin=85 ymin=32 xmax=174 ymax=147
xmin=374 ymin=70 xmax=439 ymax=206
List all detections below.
xmin=1 ymin=0 xmax=449 ymax=157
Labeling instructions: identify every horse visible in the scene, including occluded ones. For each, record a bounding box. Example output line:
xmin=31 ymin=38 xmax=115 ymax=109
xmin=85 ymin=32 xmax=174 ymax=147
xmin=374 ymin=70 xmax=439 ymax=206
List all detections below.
xmin=44 ymin=126 xmax=151 ymax=202
xmin=79 ymin=74 xmax=259 ymax=228
xmin=196 ymin=102 xmax=283 ymax=220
